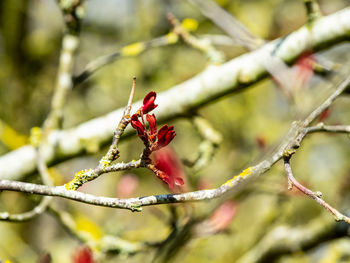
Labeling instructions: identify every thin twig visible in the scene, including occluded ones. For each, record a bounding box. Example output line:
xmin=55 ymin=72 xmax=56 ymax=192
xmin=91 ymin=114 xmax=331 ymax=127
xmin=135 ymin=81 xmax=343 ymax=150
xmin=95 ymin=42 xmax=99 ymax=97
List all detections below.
xmin=43 ymin=34 xmax=80 ymax=131
xmin=65 ymin=78 xmax=138 ymax=190
xmin=283 ymin=156 xmax=350 ymax=223
xmin=304 ymin=0 xmax=322 ymax=25
xmin=0 ymin=1 xmax=85 ymax=222
xmin=0 ymin=196 xmax=52 ymax=222
xmin=167 ymin=13 xmax=224 ymax=64
xmin=187 ymin=0 xmax=307 ymax=101
xmin=64 ymin=159 xmax=142 ymax=191
xmin=306 ymin=123 xmax=350 ymax=134
xmin=303 ymin=74 xmax=350 ymax=127
xmin=184 ymin=115 xmax=222 ymax=172
xmin=237 ymin=216 xmax=347 ymax=263
xmin=47 ymin=205 xmax=147 ymax=255
xmin=73 ymin=36 xmax=178 ymax=85
xmin=101 ymin=76 xmax=136 ymax=164
xmin=187 ymin=0 xmax=263 ymax=50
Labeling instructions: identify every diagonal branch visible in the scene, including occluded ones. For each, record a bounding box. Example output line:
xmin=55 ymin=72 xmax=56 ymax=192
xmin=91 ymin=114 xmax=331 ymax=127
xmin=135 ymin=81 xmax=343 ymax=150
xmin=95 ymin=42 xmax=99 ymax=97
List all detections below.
xmin=0 ymin=0 xmax=86 ymax=222
xmin=188 ymin=0 xmax=263 ymax=50
xmin=283 ymin=156 xmax=350 ymax=223
xmin=65 ymin=78 xmax=138 ymax=190
xmin=73 ymin=36 xmax=178 ymax=85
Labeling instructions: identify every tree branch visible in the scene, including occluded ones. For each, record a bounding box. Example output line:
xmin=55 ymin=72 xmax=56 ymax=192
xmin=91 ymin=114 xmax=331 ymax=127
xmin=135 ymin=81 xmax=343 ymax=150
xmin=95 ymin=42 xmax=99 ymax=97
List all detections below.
xmin=237 ymin=216 xmax=348 ymax=263
xmin=283 ymin=156 xmax=350 ymax=223
xmin=306 ymin=123 xmax=350 ymax=134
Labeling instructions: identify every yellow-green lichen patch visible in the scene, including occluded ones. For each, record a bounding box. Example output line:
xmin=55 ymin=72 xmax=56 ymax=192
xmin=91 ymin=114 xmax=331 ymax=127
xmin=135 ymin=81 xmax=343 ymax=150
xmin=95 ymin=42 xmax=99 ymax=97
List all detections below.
xmin=181 ymin=18 xmax=199 ymax=32
xmin=121 ymin=42 xmax=145 ymax=56
xmin=29 ymin=127 xmax=42 ymax=148
xmin=166 ymin=32 xmax=179 ymax=44
xmin=224 ymin=167 xmax=255 ymax=187
xmin=237 ymin=167 xmax=255 ymax=178
xmin=65 ymin=168 xmax=94 ymax=190
xmin=99 ymin=156 xmax=111 ymax=168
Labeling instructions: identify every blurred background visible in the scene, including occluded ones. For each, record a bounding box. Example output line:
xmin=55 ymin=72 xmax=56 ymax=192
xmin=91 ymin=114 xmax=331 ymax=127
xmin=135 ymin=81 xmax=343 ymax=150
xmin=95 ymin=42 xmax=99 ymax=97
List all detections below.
xmin=0 ymin=0 xmax=350 ymax=262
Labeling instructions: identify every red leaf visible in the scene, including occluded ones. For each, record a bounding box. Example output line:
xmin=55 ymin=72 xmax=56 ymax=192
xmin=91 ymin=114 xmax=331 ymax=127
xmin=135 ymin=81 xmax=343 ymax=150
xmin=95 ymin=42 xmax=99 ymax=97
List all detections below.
xmin=155 ymin=125 xmax=176 ymax=150
xmin=130 ymin=114 xmax=146 ymax=137
xmin=146 ymin=114 xmax=157 ymax=137
xmin=152 ymin=147 xmax=185 ymax=191
xmin=295 ymin=51 xmax=315 ymax=86
xmin=142 ymin=91 xmax=158 ymax=114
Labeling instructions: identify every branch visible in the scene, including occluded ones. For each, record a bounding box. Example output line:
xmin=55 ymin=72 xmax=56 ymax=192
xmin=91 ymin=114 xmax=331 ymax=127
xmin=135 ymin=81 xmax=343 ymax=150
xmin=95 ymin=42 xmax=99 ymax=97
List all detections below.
xmin=0 ymin=167 xmax=254 ymax=212
xmin=65 ymin=78 xmax=139 ymax=190
xmin=43 ymin=1 xmax=84 ymax=131
xmin=183 ymin=115 xmax=222 ymax=172
xmin=42 ymin=34 xmax=80 ymax=131
xmin=101 ymin=77 xmax=136 ymax=164
xmin=0 ymin=0 xmax=86 ymax=222
xmin=304 ymin=0 xmax=322 ymax=25
xmin=188 ymin=0 xmax=263 ymax=50
xmin=73 ymin=35 xmax=178 ymax=85
xmin=283 ymin=156 xmax=350 ymax=223
xmin=48 ymin=205 xmax=147 ymax=255
xmin=306 ymin=123 xmax=350 ymax=134
xmin=0 ymin=195 xmax=51 ymax=222
xmin=1 ymin=7 xmax=350 ymax=181
xmin=167 ymin=13 xmax=224 ymax=64
xmin=237 ymin=216 xmax=348 ymax=263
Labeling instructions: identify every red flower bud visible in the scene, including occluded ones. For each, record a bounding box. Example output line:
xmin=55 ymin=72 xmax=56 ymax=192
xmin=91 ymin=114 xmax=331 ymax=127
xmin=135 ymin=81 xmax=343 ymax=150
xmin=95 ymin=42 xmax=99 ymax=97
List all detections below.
xmin=131 ymin=114 xmax=146 ymax=137
xmin=72 ymin=246 xmax=95 ymax=263
xmin=142 ymin=91 xmax=158 ymax=114
xmin=146 ymin=114 xmax=157 ymax=136
xmin=155 ymin=125 xmax=175 ymax=150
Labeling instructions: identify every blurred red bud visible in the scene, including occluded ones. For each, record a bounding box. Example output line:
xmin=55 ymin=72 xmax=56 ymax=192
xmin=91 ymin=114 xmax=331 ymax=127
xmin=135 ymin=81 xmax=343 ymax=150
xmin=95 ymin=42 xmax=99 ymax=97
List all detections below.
xmin=152 ymin=147 xmax=185 ymax=191
xmin=295 ymin=51 xmax=315 ymax=86
xmin=318 ymin=108 xmax=331 ymax=122
xmin=72 ymin=246 xmax=95 ymax=263
xmin=256 ymin=135 xmax=266 ymax=150
xmin=116 ymin=174 xmax=139 ymax=198
xmin=208 ymin=201 xmax=237 ymax=233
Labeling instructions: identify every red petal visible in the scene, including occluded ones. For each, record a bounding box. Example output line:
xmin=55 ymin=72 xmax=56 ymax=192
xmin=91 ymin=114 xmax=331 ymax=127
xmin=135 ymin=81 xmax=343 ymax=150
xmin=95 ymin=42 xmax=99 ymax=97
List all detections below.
xmin=165 ymin=126 xmax=175 ymax=145
xmin=146 ymin=114 xmax=157 ymax=135
xmin=131 ymin=114 xmax=146 ymax=136
xmin=142 ymin=92 xmax=158 ymax=114
xmin=143 ymin=91 xmax=156 ymax=105
xmin=157 ymin=125 xmax=169 ymax=139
